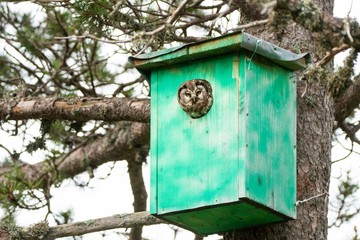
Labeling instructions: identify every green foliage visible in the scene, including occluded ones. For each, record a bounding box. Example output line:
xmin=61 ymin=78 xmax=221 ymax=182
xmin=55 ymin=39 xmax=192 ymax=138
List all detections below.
xmin=304 ymin=64 xmax=330 ymax=84
xmin=0 ymin=55 xmax=14 ymax=81
xmin=330 ymin=171 xmax=360 ymax=228
xmin=69 ymin=121 xmax=85 ymax=133
xmin=46 ymin=120 xmax=77 ymax=147
xmin=0 ymin=220 xmax=23 ymax=240
xmin=0 ymin=3 xmax=117 ymax=99
xmin=25 ymin=120 xmax=53 ymax=153
xmin=329 ymin=49 xmax=358 ymax=98
xmin=73 ymin=0 xmax=112 ymax=36
xmin=26 ymin=221 xmax=49 ymax=238
xmin=0 ymin=54 xmax=23 ymax=98
xmin=295 ymin=0 xmax=324 ymax=31
xmin=44 ymin=10 xmax=75 ymax=37
xmin=47 ymin=120 xmax=66 ymax=143
xmin=0 ymin=164 xmax=47 ymax=219
xmin=25 ymin=137 xmax=46 ymax=153
xmin=16 ymin=18 xmax=41 ymax=58
xmin=25 ymin=119 xmax=88 ymax=152
xmin=0 ymin=220 xmax=49 ymax=239
xmin=54 ymin=209 xmax=74 ymax=225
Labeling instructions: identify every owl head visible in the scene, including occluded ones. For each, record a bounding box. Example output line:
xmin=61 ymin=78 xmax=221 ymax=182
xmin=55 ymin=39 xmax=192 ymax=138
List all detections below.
xmin=177 ymin=79 xmax=213 ymax=118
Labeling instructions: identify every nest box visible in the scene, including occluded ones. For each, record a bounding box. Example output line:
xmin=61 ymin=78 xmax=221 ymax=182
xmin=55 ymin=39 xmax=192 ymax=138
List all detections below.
xmin=129 ymin=32 xmax=309 ymax=235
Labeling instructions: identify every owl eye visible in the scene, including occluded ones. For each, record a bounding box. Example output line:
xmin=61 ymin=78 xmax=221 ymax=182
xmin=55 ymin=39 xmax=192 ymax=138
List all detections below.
xmin=185 ymin=91 xmax=191 ymax=97
xmin=195 ymin=89 xmax=202 ymax=96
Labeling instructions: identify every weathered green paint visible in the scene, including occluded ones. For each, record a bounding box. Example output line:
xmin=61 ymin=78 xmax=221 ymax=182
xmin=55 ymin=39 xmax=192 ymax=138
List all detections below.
xmin=149 ymin=70 xmax=159 ymax=214
xmin=153 ymin=54 xmax=240 ymax=214
xmin=163 ymin=200 xmax=285 ymax=235
xmin=130 ymin=32 xmax=305 ymax=235
xmin=242 ymin=55 xmax=297 ymax=218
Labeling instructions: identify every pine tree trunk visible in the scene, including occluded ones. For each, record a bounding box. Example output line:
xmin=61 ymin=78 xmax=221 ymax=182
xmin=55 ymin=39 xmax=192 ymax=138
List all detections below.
xmin=224 ymin=0 xmax=334 ymax=239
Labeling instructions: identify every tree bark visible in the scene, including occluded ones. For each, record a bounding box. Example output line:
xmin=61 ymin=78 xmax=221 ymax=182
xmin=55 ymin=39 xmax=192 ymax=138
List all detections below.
xmin=224 ymin=0 xmax=334 ymax=239
xmin=0 ymin=97 xmax=150 ymax=123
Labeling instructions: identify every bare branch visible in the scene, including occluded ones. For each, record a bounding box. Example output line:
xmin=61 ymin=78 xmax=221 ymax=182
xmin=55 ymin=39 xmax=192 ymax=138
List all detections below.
xmin=43 ymin=212 xmax=163 ymax=239
xmin=227 ymin=19 xmax=269 ymax=33
xmin=316 ymin=44 xmax=351 ymax=67
xmin=54 ymin=33 xmax=128 ymax=44
xmin=334 ymin=75 xmax=360 ymax=124
xmin=0 ymin=212 xmax=164 ymax=240
xmin=166 ymin=0 xmax=191 ymax=26
xmin=0 ymin=97 xmax=150 ymax=123
xmin=338 ymin=121 xmax=360 ymax=145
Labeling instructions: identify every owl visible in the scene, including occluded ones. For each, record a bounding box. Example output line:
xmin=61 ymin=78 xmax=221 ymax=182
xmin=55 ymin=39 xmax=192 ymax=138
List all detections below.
xmin=177 ymin=79 xmax=213 ymax=118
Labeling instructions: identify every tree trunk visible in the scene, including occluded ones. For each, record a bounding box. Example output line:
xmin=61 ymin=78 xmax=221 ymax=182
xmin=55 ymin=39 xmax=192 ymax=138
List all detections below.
xmin=224 ymin=0 xmax=334 ymax=239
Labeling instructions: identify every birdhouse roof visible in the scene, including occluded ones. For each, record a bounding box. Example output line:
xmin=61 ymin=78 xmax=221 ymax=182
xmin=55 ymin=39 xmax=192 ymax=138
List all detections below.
xmin=129 ymin=31 xmax=310 ymax=80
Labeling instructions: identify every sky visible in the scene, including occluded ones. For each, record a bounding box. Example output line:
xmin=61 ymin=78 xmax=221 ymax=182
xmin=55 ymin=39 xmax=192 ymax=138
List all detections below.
xmin=328 ymin=1 xmax=360 ymax=240
xmin=1 ymin=1 xmax=360 ymax=240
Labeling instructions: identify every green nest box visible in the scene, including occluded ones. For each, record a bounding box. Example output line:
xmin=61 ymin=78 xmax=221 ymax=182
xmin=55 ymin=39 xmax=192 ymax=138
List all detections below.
xmin=129 ymin=32 xmax=309 ymax=235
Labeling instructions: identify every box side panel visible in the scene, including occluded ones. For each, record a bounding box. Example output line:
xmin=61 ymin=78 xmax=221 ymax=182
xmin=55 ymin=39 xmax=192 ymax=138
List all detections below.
xmin=155 ymin=54 xmax=240 ymax=214
xmin=150 ymin=71 xmax=159 ymax=214
xmin=244 ymin=56 xmax=296 ymax=218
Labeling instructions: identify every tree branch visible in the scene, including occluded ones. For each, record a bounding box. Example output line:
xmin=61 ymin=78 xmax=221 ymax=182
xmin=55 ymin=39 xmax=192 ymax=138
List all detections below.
xmin=0 ymin=122 xmax=150 ymax=187
xmin=227 ymin=19 xmax=269 ymax=33
xmin=44 ymin=211 xmax=163 ymax=240
xmin=0 ymin=97 xmax=150 ymax=123
xmin=316 ymin=44 xmax=350 ymax=67
xmin=0 ymin=211 xmax=164 ymax=240
xmin=246 ymin=0 xmax=360 ymax=52
xmin=334 ymin=75 xmax=360 ymax=124
xmin=338 ymin=121 xmax=360 ymax=145
xmin=127 ymin=154 xmax=148 ymax=240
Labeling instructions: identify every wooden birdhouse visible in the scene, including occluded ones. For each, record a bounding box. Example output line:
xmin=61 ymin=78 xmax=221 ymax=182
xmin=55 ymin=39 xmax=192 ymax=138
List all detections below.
xmin=129 ymin=32 xmax=309 ymax=235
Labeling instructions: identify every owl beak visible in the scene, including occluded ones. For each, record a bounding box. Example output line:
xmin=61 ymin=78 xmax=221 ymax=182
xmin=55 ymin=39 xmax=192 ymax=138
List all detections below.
xmin=191 ymin=96 xmax=196 ymax=103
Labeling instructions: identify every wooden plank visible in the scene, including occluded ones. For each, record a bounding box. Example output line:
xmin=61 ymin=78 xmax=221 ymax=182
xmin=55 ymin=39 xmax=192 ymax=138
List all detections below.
xmin=150 ymin=70 xmax=159 ymax=214
xmin=238 ymin=54 xmax=247 ymax=197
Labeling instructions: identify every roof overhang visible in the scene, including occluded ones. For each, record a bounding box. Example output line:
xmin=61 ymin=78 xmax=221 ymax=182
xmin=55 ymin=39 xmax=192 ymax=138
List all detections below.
xmin=129 ymin=31 xmax=310 ymax=80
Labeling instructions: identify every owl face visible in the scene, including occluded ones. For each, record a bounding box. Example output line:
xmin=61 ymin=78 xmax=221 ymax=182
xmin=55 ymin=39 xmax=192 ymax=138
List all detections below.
xmin=178 ymin=79 xmax=213 ymax=118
